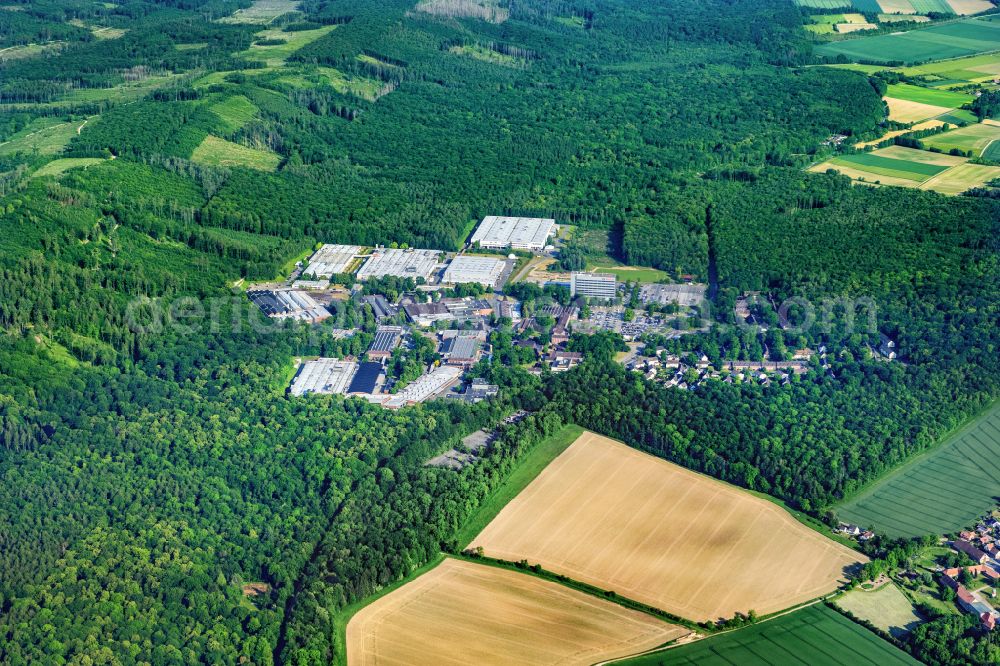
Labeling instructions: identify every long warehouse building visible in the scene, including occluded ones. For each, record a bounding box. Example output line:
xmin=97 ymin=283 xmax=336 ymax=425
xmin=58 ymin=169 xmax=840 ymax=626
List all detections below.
xmin=289 ymin=358 xmax=358 ymax=396
xmin=303 ymin=244 xmax=362 ymax=278
xmin=470 ymin=216 xmax=555 ymax=252
xmin=355 ymin=248 xmax=440 ymax=281
xmin=442 ymin=255 xmax=507 ymax=288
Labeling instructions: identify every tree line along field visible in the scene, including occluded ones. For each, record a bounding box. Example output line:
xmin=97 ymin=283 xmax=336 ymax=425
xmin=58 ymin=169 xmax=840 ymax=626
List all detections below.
xmin=810 ymin=143 xmax=1000 ymax=193
xmin=795 ymin=0 xmax=992 ymax=14
xmin=814 ymin=16 xmax=1000 ymax=64
xmin=835 ymin=401 xmax=1000 ymax=538
xmin=345 ymin=558 xmax=688 ymax=666
xmin=921 ymin=122 xmax=1000 ymax=156
xmin=467 ymin=432 xmax=865 ymax=623
xmin=612 ymin=603 xmax=920 ymax=666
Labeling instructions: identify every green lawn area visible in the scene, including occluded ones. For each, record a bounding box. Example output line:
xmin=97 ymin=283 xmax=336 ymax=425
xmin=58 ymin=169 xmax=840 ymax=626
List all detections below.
xmin=922 ymin=122 xmax=1000 ymax=155
xmin=835 ymin=400 xmax=1000 ymax=539
xmin=834 ymin=583 xmax=922 ymax=638
xmin=208 ymin=95 xmax=259 ymax=134
xmin=885 ymin=83 xmax=972 ymax=108
xmin=32 ymin=157 xmax=106 ymax=178
xmin=585 ymin=262 xmax=670 ymax=284
xmin=613 ymin=603 xmax=919 ymax=665
xmin=190 ymin=136 xmax=281 ymax=171
xmin=454 ymin=424 xmax=583 ymax=548
xmin=0 ymin=117 xmax=88 ymax=156
xmin=828 ymin=153 xmax=948 ymax=181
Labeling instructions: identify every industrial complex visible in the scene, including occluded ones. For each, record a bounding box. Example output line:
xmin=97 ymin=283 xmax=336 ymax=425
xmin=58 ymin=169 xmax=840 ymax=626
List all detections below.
xmin=303 ymin=244 xmax=362 ymax=278
xmin=442 ymin=255 xmax=508 ymax=287
xmin=470 ymin=216 xmax=556 ymax=251
xmin=355 ymin=247 xmax=441 ymax=281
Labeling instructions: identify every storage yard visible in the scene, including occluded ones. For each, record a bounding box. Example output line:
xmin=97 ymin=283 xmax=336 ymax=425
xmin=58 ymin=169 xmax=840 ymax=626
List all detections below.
xmin=345 ymin=558 xmax=687 ymax=666
xmin=469 ymin=431 xmax=865 ymax=622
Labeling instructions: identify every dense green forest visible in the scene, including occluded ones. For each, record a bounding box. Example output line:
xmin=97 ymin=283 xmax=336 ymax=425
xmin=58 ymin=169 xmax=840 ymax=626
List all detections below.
xmin=0 ymin=0 xmax=997 ymax=664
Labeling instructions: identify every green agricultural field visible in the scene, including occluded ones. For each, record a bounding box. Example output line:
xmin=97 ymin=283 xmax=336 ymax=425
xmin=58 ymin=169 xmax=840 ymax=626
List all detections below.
xmin=794 ymin=0 xmax=852 ymax=7
xmin=208 ymin=95 xmax=259 ymax=134
xmin=614 ymin=604 xmax=919 ymax=665
xmin=921 ymin=122 xmax=1000 ymax=155
xmin=901 ymin=52 xmax=1000 ymax=81
xmin=885 ymin=83 xmax=972 ymax=107
xmin=934 ymin=109 xmax=979 ymax=124
xmin=32 ymin=158 xmax=106 ymax=178
xmin=190 ymin=136 xmax=281 ymax=171
xmin=834 ymin=583 xmax=922 ymax=637
xmin=827 ymin=152 xmax=949 ymax=181
xmin=806 ymin=23 xmax=836 ymax=34
xmin=836 ymin=401 xmax=1000 ymax=538
xmin=0 ymin=117 xmax=87 ymax=156
xmin=815 ymin=16 xmax=1000 ymax=64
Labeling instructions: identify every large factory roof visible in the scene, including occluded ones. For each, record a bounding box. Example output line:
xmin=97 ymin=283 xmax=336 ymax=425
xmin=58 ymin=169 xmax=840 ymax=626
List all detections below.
xmin=470 ymin=216 xmax=555 ymax=250
xmin=355 ymin=248 xmax=440 ymax=281
xmin=303 ymin=244 xmax=362 ymax=278
xmin=442 ymin=255 xmax=507 ymax=287
xmin=289 ymin=358 xmax=358 ymax=396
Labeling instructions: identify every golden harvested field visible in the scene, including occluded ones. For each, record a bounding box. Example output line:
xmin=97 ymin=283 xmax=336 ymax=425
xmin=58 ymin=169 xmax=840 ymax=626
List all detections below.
xmin=875 ymin=144 xmax=967 ymax=165
xmin=836 ymin=22 xmax=877 ymax=33
xmin=877 ymin=0 xmax=916 ymax=13
xmin=346 ymin=558 xmax=686 ymax=666
xmin=885 ymin=97 xmax=952 ymax=123
xmin=919 ymin=162 xmax=1000 ymax=194
xmin=469 ymin=432 xmax=865 ymax=622
xmin=854 ymin=119 xmax=946 ymax=148
xmin=945 ymin=0 xmax=994 ymax=14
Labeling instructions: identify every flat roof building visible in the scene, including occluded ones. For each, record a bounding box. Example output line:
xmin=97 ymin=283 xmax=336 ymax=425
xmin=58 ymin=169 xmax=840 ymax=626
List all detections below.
xmin=355 ymin=247 xmax=440 ymax=281
xmin=347 ymin=361 xmax=383 ymax=395
xmin=470 ymin=216 xmax=555 ymax=251
xmin=368 ymin=326 xmax=404 ymax=360
xmin=384 ymin=366 xmax=463 ymax=408
xmin=248 ymin=289 xmax=330 ymax=323
xmin=289 ymin=358 xmax=358 ymax=396
xmin=303 ymin=244 xmax=362 ymax=278
xmin=440 ymin=335 xmax=482 ymax=367
xmin=571 ymin=272 xmax=617 ymax=300
xmin=442 ymin=255 xmax=507 ymax=288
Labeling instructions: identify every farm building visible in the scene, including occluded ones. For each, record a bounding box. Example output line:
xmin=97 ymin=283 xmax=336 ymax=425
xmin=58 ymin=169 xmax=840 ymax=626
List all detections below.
xmin=367 ymin=326 xmax=404 ymax=360
xmin=954 ymin=539 xmax=990 ymax=564
xmin=289 ymin=358 xmax=358 ymax=396
xmin=442 ymin=255 xmax=508 ymax=287
xmin=355 ymin=247 xmax=440 ymax=281
xmin=470 ymin=216 xmax=555 ymax=251
xmin=571 ymin=272 xmax=617 ymax=299
xmin=247 ymin=289 xmax=330 ymax=323
xmin=303 ymin=244 xmax=362 ymax=278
